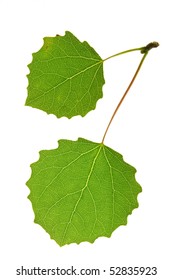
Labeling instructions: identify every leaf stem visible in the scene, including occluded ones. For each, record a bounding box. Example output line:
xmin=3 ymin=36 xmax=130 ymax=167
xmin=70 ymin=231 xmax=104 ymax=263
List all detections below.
xmin=101 ymin=42 xmax=159 ymax=144
xmin=103 ymin=47 xmax=143 ymax=62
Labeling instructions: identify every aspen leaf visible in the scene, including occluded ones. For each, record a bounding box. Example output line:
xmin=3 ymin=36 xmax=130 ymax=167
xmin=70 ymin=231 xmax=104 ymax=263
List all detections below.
xmin=27 ymin=138 xmax=142 ymax=246
xmin=26 ymin=31 xmax=104 ymax=118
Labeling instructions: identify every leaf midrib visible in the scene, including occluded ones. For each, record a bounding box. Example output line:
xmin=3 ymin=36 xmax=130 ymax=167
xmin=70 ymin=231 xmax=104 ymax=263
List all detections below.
xmin=60 ymin=145 xmax=102 ymax=244
xmin=27 ymin=60 xmax=103 ymax=105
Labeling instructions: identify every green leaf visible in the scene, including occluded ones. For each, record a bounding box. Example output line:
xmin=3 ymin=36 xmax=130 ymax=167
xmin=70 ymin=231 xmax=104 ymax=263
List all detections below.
xmin=27 ymin=138 xmax=142 ymax=246
xmin=26 ymin=31 xmax=104 ymax=118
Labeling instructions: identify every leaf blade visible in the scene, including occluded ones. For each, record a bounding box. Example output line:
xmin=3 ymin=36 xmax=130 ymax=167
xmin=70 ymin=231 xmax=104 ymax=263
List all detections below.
xmin=26 ymin=31 xmax=104 ymax=118
xmin=27 ymin=138 xmax=142 ymax=246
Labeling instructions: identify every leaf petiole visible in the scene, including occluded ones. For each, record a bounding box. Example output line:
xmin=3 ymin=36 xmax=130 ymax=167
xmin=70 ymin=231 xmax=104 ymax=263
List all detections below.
xmin=103 ymin=47 xmax=143 ymax=62
xmin=101 ymin=42 xmax=159 ymax=143
xmin=103 ymin=41 xmax=159 ymax=62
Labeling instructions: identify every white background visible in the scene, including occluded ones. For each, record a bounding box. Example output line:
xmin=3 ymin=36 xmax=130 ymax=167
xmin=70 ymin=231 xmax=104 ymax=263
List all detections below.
xmin=1 ymin=0 xmax=173 ymax=279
